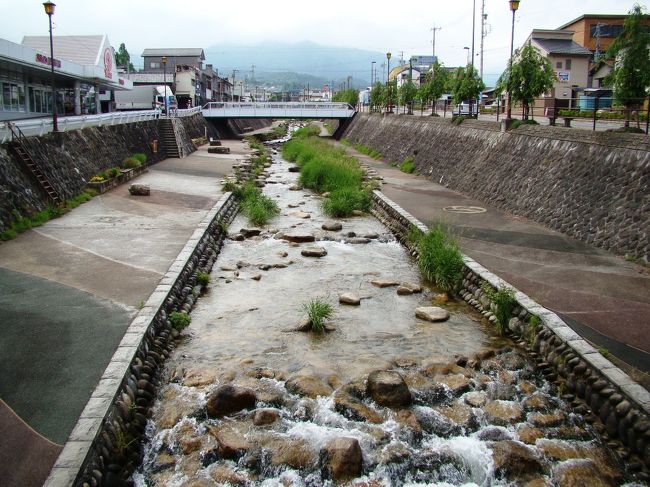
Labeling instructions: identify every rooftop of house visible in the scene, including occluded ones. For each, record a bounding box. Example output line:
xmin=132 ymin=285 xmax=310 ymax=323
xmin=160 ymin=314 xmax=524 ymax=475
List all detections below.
xmin=141 ymin=48 xmax=205 ymax=59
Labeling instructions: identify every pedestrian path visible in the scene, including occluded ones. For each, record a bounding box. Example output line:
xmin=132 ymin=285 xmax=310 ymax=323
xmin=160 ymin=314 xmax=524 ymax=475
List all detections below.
xmin=339 ymin=142 xmax=650 ymax=384
xmin=0 ymin=142 xmax=248 ymax=487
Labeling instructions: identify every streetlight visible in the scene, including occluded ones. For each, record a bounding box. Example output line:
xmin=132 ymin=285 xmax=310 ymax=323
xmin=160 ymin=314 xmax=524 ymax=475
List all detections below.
xmin=386 ymin=52 xmax=392 ymax=113
xmin=161 ymin=56 xmax=168 ymax=115
xmin=43 ymin=1 xmax=57 ymax=132
xmin=506 ymin=0 xmax=520 ymax=121
xmin=371 ymin=61 xmax=376 ymax=86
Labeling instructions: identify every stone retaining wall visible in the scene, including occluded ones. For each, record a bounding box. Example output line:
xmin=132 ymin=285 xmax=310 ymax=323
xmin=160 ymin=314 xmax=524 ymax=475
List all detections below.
xmin=344 ymin=114 xmax=650 ymax=261
xmin=371 ymin=190 xmax=650 ymax=469
xmin=44 ymin=192 xmax=239 ymax=487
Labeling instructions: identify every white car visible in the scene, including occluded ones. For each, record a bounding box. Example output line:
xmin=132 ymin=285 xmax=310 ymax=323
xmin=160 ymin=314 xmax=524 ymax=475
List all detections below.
xmin=452 ymin=102 xmax=479 ymax=116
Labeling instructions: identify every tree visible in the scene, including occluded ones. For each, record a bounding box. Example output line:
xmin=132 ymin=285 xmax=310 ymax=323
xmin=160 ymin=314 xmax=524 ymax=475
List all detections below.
xmin=398 ymin=80 xmax=418 ymax=114
xmin=115 ymin=43 xmax=135 ymax=72
xmin=495 ymin=43 xmax=555 ymax=119
xmin=370 ymin=82 xmax=386 ymax=112
xmin=419 ymin=61 xmax=451 ymax=114
xmin=332 ymin=89 xmax=359 ymax=106
xmin=604 ymin=4 xmax=650 ymax=124
xmin=450 ymin=65 xmax=485 ymax=110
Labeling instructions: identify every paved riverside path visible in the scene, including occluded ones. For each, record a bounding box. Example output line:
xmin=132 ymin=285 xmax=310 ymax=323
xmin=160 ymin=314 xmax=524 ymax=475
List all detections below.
xmin=0 ymin=141 xmax=248 ymax=487
xmin=337 ymin=141 xmax=650 ymax=383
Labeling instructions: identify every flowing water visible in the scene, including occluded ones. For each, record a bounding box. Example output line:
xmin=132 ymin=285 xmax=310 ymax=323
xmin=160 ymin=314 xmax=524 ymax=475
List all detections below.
xmin=134 ymin=138 xmax=634 ymax=486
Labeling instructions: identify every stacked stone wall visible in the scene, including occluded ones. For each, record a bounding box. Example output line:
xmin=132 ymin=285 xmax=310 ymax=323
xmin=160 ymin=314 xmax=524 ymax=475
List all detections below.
xmin=345 ymin=114 xmax=650 ymax=261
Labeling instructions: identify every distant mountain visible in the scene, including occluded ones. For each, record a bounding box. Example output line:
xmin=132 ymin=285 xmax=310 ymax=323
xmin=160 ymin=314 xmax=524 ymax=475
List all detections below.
xmin=204 ymin=41 xmax=386 ymax=89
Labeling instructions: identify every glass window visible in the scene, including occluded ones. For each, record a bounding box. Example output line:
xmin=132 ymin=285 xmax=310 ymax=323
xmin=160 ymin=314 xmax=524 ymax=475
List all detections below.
xmin=2 ymin=83 xmax=10 ymax=110
xmin=556 ymin=61 xmax=562 ymax=69
xmin=565 ymin=59 xmax=572 ymax=70
xmin=150 ymin=62 xmax=160 ymax=69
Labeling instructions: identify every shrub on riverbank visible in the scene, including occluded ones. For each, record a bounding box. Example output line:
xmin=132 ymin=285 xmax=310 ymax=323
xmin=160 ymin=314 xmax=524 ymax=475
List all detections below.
xmin=233 ymin=181 xmax=279 ymax=226
xmin=283 ymin=131 xmax=370 ymax=217
xmin=400 ymin=157 xmax=416 ymax=174
xmin=416 ymin=225 xmax=464 ymax=292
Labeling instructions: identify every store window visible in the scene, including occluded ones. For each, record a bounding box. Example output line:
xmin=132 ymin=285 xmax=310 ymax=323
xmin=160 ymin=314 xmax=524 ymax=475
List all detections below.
xmin=1 ymin=81 xmax=26 ymax=112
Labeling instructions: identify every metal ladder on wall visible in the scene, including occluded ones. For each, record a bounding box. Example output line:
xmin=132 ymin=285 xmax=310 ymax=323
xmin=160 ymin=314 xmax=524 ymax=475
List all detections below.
xmin=6 ymin=123 xmax=62 ymax=206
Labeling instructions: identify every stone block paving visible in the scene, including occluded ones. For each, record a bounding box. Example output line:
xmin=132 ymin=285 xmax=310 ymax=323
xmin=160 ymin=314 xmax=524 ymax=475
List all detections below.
xmin=0 ymin=141 xmax=247 ymax=487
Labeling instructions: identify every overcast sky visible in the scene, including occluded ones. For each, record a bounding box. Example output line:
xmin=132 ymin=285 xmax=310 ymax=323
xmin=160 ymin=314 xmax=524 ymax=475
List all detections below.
xmin=1 ymin=0 xmax=642 ymax=82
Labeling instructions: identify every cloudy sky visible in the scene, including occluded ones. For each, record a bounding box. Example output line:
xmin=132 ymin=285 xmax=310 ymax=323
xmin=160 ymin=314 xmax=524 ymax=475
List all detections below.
xmin=1 ymin=0 xmax=641 ymax=82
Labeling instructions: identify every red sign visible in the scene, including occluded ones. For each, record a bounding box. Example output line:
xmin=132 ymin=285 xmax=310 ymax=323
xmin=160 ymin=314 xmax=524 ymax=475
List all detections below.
xmin=119 ymin=78 xmax=125 ymax=85
xmin=104 ymin=48 xmax=113 ymax=79
xmin=35 ymin=53 xmax=61 ymax=68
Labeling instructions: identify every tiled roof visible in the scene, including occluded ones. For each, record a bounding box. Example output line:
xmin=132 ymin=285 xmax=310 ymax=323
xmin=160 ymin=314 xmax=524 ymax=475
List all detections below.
xmin=141 ymin=48 xmax=205 ymax=59
xmin=533 ymin=38 xmax=592 ymax=56
xmin=22 ymin=35 xmax=104 ymax=65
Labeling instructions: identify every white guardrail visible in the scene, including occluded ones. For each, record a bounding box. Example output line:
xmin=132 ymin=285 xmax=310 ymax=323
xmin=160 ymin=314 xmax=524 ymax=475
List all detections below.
xmin=201 ymin=102 xmax=356 ymax=119
xmin=0 ymin=106 xmax=202 ymax=143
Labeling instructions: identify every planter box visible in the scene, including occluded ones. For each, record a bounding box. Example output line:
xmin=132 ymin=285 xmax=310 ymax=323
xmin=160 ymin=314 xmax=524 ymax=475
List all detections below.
xmin=87 ymin=166 xmax=147 ymax=194
xmin=118 ymin=168 xmax=135 ymax=183
xmin=87 ymin=177 xmax=119 ymax=194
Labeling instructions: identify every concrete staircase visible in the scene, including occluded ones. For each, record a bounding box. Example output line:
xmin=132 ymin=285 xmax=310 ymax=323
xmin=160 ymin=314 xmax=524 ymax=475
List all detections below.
xmin=160 ymin=119 xmax=180 ymax=158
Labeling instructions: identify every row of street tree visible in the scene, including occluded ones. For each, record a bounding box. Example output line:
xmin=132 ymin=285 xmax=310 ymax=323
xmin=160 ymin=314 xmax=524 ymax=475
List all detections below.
xmin=363 ymin=4 xmax=649 ymax=123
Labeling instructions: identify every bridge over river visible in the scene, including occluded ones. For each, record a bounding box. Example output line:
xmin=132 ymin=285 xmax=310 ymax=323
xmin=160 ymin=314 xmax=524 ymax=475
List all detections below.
xmin=201 ymin=101 xmax=356 ymax=120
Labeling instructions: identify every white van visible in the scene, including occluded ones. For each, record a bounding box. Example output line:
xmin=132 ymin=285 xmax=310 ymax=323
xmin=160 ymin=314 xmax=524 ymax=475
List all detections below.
xmin=452 ymin=101 xmax=479 ymax=116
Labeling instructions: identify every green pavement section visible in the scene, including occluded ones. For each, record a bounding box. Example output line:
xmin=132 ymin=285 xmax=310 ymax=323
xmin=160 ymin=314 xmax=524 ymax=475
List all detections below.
xmin=0 ymin=267 xmax=133 ymax=444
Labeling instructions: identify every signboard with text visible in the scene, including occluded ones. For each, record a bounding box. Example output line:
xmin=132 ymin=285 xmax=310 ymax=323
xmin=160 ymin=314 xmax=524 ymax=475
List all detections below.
xmin=557 ymin=71 xmax=570 ymax=82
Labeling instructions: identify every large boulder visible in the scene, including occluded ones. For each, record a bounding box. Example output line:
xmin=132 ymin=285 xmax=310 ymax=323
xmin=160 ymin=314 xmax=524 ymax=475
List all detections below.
xmin=207 ymin=423 xmax=251 ymax=460
xmin=491 ymin=440 xmax=546 ymax=481
xmin=282 ymin=232 xmax=315 ymax=243
xmin=320 ymin=437 xmax=363 ymax=482
xmin=415 ymin=307 xmax=450 ymax=322
xmin=129 ymin=184 xmax=150 ymax=196
xmin=552 ymin=459 xmax=616 ymax=487
xmin=206 ymin=384 xmax=257 ymax=418
xmin=366 ymin=370 xmax=412 ymax=408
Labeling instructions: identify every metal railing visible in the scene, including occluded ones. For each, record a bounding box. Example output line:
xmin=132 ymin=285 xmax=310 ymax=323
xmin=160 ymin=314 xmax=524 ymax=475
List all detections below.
xmin=0 ymin=110 xmax=162 ymax=143
xmin=201 ymin=101 xmax=356 ymax=118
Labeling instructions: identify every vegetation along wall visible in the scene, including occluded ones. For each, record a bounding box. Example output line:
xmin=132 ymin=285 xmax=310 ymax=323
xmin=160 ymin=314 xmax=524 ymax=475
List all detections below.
xmin=343 ymin=114 xmax=650 ymax=262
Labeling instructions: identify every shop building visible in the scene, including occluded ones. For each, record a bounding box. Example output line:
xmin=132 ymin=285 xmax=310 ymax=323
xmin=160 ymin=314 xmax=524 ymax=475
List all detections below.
xmin=0 ymin=35 xmax=131 ymax=121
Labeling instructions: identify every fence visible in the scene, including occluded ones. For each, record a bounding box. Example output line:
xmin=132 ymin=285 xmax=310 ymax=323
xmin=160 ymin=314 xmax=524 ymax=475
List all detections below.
xmin=0 ymin=106 xmax=202 ymax=143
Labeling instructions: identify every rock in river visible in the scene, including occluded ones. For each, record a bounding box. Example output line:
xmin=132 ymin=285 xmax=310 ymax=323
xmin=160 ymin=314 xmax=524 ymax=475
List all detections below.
xmin=415 ymin=306 xmax=450 ymax=322
xmin=321 ymin=437 xmax=363 ymax=482
xmin=322 ymin=221 xmax=343 ymax=231
xmin=206 ymin=385 xmax=257 ymax=418
xmin=301 ymin=247 xmax=327 ymax=257
xmin=339 ymin=293 xmax=361 ymax=305
xmin=366 ymin=370 xmax=412 ymax=408
xmin=281 ymin=232 xmax=315 ymax=243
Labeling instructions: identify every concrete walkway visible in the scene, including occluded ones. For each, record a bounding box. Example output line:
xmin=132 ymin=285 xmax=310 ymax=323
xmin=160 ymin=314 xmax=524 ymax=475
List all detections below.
xmin=0 ymin=141 xmax=248 ymax=486
xmin=338 ymin=142 xmax=650 ymax=385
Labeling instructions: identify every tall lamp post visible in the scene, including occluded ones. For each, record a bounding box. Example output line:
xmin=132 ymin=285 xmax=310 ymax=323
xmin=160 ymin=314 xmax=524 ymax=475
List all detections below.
xmin=43 ymin=2 xmax=58 ymax=132
xmin=386 ymin=52 xmax=392 ymax=113
xmin=161 ymin=56 xmax=168 ymax=115
xmin=506 ymin=0 xmax=520 ymax=121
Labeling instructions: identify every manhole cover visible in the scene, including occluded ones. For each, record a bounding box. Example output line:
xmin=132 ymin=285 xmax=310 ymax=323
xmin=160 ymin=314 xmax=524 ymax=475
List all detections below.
xmin=443 ymin=206 xmax=487 ymax=214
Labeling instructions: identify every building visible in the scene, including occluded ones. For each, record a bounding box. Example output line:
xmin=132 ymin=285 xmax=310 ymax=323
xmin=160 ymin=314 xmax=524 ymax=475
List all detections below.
xmin=141 ymin=48 xmax=205 ymax=107
xmin=0 ymin=35 xmax=131 ymax=120
xmin=525 ymin=29 xmax=593 ymax=100
xmin=388 ymin=65 xmax=422 ymax=87
xmin=410 ymin=55 xmax=437 ymax=73
xmin=557 ymin=14 xmax=650 ymax=60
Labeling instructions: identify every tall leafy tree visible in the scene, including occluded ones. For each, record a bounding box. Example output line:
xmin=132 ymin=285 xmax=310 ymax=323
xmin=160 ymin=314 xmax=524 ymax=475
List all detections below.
xmin=370 ymin=82 xmax=386 ymax=112
xmin=332 ymin=89 xmax=359 ymax=106
xmin=398 ymin=81 xmax=418 ymax=114
xmin=604 ymin=3 xmax=650 ymax=124
xmin=495 ymin=43 xmax=555 ymax=119
xmin=115 ymin=43 xmax=135 ymax=72
xmin=419 ymin=62 xmax=451 ymax=114
xmin=450 ymin=65 xmax=485 ymax=109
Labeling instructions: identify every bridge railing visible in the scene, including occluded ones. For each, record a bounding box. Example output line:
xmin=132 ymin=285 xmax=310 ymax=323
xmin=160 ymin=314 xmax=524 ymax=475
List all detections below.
xmin=0 ymin=110 xmax=161 ymax=143
xmin=201 ymin=102 xmax=356 ymax=118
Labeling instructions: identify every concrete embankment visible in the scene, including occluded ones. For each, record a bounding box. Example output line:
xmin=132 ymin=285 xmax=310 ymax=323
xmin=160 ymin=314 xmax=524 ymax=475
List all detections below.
xmin=342 ymin=114 xmax=650 ymax=262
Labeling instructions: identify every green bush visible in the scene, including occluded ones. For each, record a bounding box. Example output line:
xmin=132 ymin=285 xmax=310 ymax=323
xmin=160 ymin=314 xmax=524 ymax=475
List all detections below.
xmin=302 ymin=298 xmax=334 ymax=333
xmin=417 ymin=225 xmax=464 ymax=292
xmin=232 ymin=181 xmax=279 ymax=226
xmin=123 ymin=157 xmax=141 ymax=169
xmin=196 ymin=271 xmax=210 ymax=287
xmin=481 ymin=283 xmax=517 ymax=335
xmin=169 ymin=311 xmax=191 ymax=331
xmin=132 ymin=153 xmax=147 ymax=164
xmin=451 ymin=115 xmax=468 ymax=126
xmin=400 ymin=157 xmax=416 ymax=174
xmin=292 ymin=124 xmax=321 ymax=138
xmin=323 ymin=188 xmax=371 ymax=217
xmin=108 ymin=167 xmax=121 ymax=178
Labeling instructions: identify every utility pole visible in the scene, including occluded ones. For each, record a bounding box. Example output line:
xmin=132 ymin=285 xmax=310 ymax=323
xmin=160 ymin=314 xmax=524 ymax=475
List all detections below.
xmin=471 ymin=0 xmax=476 ymax=69
xmin=381 ymin=63 xmax=386 ymax=83
xmin=594 ymin=23 xmax=604 ymax=62
xmin=431 ymin=25 xmax=441 ymax=61
xmin=480 ymin=0 xmax=489 ymax=80
xmin=231 ymin=69 xmax=239 ymax=101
